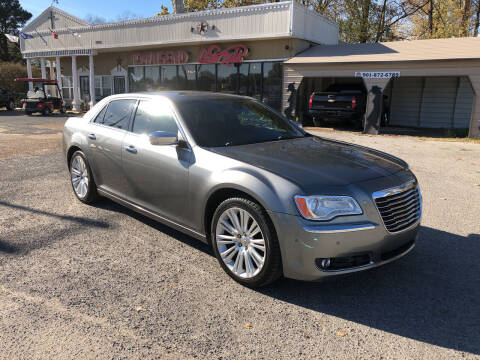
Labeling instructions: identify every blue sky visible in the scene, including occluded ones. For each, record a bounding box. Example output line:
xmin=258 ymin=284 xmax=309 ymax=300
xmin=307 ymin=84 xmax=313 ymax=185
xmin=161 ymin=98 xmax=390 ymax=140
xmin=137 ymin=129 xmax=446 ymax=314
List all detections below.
xmin=20 ymin=0 xmax=173 ymax=23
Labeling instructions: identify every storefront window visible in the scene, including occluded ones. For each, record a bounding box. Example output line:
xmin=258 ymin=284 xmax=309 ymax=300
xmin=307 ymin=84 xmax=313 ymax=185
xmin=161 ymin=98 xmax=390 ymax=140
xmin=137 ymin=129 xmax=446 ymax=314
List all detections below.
xmin=263 ymin=62 xmax=283 ymax=111
xmin=238 ymin=62 xmax=262 ymax=100
xmin=144 ymin=66 xmax=161 ymax=91
xmin=160 ymin=65 xmax=178 ymax=90
xmin=196 ymin=64 xmax=215 ymax=92
xmin=128 ymin=66 xmax=144 ymax=92
xmin=126 ymin=61 xmax=283 ymax=111
xmin=178 ymin=65 xmax=197 ymax=90
xmin=217 ymin=64 xmax=238 ymax=94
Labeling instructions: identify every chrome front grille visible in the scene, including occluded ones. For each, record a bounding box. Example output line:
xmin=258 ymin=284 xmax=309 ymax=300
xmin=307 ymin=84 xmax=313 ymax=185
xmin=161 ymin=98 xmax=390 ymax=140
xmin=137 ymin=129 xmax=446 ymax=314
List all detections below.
xmin=373 ymin=182 xmax=421 ymax=233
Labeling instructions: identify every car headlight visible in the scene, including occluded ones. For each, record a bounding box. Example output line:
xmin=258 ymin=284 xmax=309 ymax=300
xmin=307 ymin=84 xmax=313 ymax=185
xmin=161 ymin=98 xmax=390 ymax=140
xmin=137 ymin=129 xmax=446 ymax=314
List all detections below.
xmin=294 ymin=195 xmax=362 ymax=221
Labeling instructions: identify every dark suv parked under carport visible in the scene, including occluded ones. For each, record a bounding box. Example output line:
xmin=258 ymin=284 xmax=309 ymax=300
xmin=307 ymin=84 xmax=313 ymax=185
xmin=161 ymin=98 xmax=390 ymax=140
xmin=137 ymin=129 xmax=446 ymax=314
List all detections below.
xmin=0 ymin=88 xmax=15 ymax=111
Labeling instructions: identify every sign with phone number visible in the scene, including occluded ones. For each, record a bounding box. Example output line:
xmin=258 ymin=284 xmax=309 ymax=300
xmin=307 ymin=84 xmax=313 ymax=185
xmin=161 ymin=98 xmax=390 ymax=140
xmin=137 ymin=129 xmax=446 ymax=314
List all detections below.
xmin=354 ymin=71 xmax=400 ymax=79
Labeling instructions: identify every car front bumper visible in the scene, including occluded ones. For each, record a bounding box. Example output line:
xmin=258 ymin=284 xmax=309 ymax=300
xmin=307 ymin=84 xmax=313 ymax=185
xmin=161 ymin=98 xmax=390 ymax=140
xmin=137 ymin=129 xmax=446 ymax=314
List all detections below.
xmin=268 ymin=211 xmax=419 ymax=281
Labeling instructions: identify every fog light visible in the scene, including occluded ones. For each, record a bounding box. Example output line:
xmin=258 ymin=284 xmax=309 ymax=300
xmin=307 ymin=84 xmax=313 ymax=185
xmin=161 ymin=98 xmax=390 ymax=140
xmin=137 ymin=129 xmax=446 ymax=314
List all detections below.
xmin=320 ymin=258 xmax=331 ymax=269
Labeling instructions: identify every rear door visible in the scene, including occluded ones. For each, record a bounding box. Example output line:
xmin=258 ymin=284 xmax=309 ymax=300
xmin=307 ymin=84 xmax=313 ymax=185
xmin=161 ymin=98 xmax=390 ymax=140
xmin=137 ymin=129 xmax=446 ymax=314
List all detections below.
xmin=121 ymin=98 xmax=192 ymax=221
xmin=88 ymin=98 xmax=137 ymax=195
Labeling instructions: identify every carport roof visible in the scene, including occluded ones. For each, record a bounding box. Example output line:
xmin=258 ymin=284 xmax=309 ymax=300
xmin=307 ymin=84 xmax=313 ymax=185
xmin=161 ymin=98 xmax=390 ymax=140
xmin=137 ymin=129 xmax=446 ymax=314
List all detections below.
xmin=285 ymin=37 xmax=480 ymax=64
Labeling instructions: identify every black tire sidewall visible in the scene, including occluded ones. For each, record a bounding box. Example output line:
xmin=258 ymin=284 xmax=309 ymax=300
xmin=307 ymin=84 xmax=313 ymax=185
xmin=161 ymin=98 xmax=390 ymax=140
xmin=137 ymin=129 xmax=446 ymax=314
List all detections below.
xmin=211 ymin=198 xmax=276 ymax=287
xmin=69 ymin=150 xmax=96 ymax=203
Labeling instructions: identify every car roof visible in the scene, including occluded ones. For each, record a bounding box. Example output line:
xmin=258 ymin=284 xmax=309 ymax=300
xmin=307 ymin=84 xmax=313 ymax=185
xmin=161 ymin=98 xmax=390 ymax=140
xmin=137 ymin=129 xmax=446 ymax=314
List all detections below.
xmin=107 ymin=91 xmax=251 ymax=102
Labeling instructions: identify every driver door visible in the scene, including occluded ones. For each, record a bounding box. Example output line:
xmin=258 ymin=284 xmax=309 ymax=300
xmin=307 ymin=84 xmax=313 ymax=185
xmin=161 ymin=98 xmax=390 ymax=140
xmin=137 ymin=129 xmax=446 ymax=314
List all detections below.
xmin=121 ymin=99 xmax=192 ymax=222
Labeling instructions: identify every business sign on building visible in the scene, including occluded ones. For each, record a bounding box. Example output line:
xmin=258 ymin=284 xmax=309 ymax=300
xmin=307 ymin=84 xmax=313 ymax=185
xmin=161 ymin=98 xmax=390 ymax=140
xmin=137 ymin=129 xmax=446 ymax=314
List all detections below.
xmin=130 ymin=50 xmax=189 ymax=65
xmin=130 ymin=44 xmax=248 ymax=67
xmin=355 ymin=71 xmax=400 ymax=79
xmin=198 ymin=44 xmax=248 ymax=66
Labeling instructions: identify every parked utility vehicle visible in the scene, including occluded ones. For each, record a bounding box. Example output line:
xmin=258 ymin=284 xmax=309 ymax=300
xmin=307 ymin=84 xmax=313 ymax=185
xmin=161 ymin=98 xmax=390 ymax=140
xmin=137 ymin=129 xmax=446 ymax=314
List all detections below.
xmin=15 ymin=78 xmax=65 ymax=115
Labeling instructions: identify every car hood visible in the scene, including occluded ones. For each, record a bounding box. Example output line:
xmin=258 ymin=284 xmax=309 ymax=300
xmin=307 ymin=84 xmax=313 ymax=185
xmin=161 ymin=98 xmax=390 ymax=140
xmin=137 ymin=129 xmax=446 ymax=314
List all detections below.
xmin=209 ymin=136 xmax=408 ymax=189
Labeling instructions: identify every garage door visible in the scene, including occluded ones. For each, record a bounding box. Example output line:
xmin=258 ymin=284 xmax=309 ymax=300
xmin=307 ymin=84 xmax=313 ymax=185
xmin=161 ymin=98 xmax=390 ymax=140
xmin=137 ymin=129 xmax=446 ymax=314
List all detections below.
xmin=389 ymin=78 xmax=423 ymax=127
xmin=389 ymin=76 xmax=474 ymax=128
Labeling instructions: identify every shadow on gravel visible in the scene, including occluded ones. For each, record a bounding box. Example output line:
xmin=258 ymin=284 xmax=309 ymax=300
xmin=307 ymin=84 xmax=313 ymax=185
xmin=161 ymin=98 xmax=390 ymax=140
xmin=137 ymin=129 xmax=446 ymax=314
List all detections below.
xmin=92 ymin=199 xmax=212 ymax=255
xmin=71 ymin=198 xmax=480 ymax=355
xmin=0 ymin=200 xmax=110 ymax=254
xmin=0 ymin=110 xmax=25 ymax=117
xmin=0 ymin=110 xmax=71 ymax=118
xmin=259 ymin=226 xmax=480 ymax=355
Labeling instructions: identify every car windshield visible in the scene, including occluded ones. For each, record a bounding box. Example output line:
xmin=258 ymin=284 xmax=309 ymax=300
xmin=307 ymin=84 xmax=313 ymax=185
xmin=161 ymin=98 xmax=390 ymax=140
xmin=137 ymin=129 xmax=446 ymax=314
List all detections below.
xmin=177 ymin=97 xmax=305 ymax=147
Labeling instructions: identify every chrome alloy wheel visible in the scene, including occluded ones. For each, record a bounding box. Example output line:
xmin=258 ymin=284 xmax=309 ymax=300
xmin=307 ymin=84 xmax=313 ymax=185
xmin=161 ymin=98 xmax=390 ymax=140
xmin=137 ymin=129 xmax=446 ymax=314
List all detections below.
xmin=71 ymin=155 xmax=89 ymax=199
xmin=215 ymin=207 xmax=266 ymax=279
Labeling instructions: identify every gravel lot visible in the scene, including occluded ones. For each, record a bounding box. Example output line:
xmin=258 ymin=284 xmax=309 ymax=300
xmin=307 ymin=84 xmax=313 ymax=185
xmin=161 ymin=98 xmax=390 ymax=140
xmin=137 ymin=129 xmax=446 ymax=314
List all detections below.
xmin=0 ymin=111 xmax=479 ymax=359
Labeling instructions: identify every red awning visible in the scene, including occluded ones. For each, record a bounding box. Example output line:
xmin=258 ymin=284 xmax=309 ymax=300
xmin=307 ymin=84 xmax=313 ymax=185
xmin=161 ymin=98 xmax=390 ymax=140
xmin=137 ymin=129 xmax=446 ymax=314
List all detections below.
xmin=14 ymin=78 xmax=58 ymax=84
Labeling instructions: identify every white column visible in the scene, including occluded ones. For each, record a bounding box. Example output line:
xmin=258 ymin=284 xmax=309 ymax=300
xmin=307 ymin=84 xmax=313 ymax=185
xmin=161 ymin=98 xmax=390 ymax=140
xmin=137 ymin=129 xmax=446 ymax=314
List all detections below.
xmin=88 ymin=55 xmax=95 ymax=108
xmin=40 ymin=58 xmax=47 ymax=79
xmin=71 ymin=56 xmax=80 ymax=111
xmin=26 ymin=58 xmax=33 ymax=91
xmin=55 ymin=57 xmax=62 ymax=97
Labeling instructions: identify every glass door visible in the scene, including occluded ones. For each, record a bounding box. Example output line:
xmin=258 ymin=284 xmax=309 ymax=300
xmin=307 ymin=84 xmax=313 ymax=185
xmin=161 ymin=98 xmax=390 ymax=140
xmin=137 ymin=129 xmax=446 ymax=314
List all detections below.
xmin=114 ymin=76 xmax=126 ymax=94
xmin=79 ymin=76 xmax=90 ymax=103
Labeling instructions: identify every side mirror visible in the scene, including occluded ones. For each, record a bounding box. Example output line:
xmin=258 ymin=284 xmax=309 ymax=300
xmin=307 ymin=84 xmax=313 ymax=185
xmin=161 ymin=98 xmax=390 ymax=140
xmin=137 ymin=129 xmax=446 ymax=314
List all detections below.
xmin=149 ymin=131 xmax=178 ymax=146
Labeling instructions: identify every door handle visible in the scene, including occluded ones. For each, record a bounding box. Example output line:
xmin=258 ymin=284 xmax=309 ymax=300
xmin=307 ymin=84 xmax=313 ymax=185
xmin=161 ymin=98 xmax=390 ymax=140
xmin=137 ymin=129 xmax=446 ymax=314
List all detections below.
xmin=124 ymin=145 xmax=137 ymax=154
xmin=88 ymin=133 xmax=96 ymax=140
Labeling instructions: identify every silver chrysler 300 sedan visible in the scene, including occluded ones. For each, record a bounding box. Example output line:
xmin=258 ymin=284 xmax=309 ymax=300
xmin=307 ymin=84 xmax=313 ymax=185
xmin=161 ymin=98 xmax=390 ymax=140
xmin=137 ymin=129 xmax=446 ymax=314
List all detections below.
xmin=63 ymin=92 xmax=421 ymax=287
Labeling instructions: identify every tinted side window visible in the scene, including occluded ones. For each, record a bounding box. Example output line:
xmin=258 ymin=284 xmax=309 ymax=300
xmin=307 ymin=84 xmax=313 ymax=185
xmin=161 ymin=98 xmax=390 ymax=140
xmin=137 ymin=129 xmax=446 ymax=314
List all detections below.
xmin=93 ymin=104 xmax=108 ymax=124
xmin=102 ymin=99 xmax=137 ymax=129
xmin=132 ymin=100 xmax=178 ymax=135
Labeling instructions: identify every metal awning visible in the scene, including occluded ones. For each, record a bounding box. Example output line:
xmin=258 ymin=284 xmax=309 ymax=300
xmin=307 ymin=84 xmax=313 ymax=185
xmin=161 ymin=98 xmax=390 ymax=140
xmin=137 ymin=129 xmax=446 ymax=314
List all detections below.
xmin=285 ymin=37 xmax=480 ymax=64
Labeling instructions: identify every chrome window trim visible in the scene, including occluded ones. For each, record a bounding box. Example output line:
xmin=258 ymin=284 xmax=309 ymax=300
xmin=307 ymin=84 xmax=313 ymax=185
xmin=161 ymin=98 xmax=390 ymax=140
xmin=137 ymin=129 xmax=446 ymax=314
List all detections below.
xmin=89 ymin=97 xmax=138 ymax=132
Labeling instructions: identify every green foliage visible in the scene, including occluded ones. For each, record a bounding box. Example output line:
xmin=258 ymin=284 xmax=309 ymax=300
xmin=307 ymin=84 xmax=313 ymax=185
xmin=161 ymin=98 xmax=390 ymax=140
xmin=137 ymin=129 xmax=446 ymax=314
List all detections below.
xmin=156 ymin=5 xmax=171 ymax=15
xmin=0 ymin=0 xmax=32 ymax=62
xmin=0 ymin=62 xmax=40 ymax=102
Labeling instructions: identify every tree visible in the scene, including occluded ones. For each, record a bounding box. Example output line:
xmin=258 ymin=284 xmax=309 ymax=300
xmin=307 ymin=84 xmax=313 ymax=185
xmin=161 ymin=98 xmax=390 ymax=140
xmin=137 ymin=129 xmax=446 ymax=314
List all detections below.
xmin=404 ymin=0 xmax=477 ymax=39
xmin=474 ymin=0 xmax=480 ymax=36
xmin=0 ymin=0 xmax=32 ymax=62
xmin=156 ymin=5 xmax=171 ymax=15
xmin=84 ymin=14 xmax=107 ymax=24
xmin=115 ymin=11 xmax=141 ymax=22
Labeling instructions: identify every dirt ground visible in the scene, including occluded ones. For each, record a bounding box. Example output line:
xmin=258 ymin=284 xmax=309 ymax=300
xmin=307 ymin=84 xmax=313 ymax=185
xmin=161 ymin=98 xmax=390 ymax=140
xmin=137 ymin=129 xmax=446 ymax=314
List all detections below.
xmin=0 ymin=111 xmax=479 ymax=359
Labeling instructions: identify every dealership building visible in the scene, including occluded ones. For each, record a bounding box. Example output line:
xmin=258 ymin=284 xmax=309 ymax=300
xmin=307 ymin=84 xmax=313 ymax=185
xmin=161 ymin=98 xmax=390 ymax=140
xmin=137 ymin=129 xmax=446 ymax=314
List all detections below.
xmin=20 ymin=1 xmax=480 ymax=137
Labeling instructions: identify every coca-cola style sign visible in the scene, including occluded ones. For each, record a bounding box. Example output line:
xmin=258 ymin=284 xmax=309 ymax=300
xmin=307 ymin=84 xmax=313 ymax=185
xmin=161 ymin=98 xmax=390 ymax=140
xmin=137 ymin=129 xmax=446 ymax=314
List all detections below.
xmin=198 ymin=44 xmax=248 ymax=66
xmin=130 ymin=44 xmax=248 ymax=66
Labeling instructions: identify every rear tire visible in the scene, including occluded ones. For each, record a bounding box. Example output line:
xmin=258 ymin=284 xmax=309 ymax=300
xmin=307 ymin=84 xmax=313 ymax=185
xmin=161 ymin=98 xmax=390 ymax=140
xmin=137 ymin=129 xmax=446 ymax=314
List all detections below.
xmin=6 ymin=100 xmax=14 ymax=111
xmin=43 ymin=107 xmax=51 ymax=116
xmin=69 ymin=150 xmax=99 ymax=204
xmin=312 ymin=116 xmax=326 ymax=127
xmin=211 ymin=197 xmax=282 ymax=288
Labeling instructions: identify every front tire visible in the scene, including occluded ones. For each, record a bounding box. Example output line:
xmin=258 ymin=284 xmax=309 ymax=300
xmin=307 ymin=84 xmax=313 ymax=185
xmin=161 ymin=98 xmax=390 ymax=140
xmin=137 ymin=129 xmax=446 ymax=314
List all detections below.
xmin=6 ymin=100 xmax=14 ymax=111
xmin=211 ymin=197 xmax=282 ymax=287
xmin=69 ymin=150 xmax=99 ymax=204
